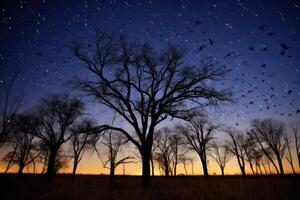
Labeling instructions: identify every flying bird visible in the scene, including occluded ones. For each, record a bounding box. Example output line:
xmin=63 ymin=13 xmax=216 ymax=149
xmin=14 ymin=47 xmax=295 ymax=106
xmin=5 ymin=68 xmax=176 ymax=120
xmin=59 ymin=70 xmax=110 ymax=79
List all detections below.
xmin=195 ymin=20 xmax=202 ymax=26
xmin=208 ymin=38 xmax=214 ymax=46
xmin=198 ymin=45 xmax=206 ymax=51
xmin=258 ymin=24 xmax=266 ymax=30
xmin=248 ymin=47 xmax=255 ymax=51
xmin=280 ymin=43 xmax=290 ymax=55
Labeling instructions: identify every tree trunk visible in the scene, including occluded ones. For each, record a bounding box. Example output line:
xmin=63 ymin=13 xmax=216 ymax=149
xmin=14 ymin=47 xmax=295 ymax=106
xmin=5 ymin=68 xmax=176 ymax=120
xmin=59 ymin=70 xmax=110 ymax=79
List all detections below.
xmin=174 ymin=162 xmax=177 ymax=176
xmin=5 ymin=146 xmax=17 ymax=173
xmin=249 ymin=161 xmax=255 ymax=175
xmin=297 ymin=152 xmax=300 ymax=169
xmin=291 ymin=164 xmax=296 ymax=174
xmin=46 ymin=148 xmax=58 ymax=180
xmin=183 ymin=161 xmax=188 ymax=175
xmin=221 ymin=167 xmax=224 ymax=176
xmin=277 ymin=156 xmax=284 ymax=175
xmin=72 ymin=160 xmax=78 ymax=179
xmin=141 ymin=150 xmax=151 ymax=189
xmin=110 ymin=165 xmax=115 ymax=181
xmin=164 ymin=164 xmax=169 ymax=177
xmin=17 ymin=162 xmax=25 ymax=175
xmin=150 ymin=154 xmax=155 ymax=176
xmin=200 ymin=154 xmax=208 ymax=176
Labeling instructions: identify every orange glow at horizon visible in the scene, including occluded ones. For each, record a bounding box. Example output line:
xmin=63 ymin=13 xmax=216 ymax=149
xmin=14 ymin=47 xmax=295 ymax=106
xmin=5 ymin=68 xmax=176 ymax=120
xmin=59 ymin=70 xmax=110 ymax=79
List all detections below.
xmin=1 ymin=150 xmax=299 ymax=175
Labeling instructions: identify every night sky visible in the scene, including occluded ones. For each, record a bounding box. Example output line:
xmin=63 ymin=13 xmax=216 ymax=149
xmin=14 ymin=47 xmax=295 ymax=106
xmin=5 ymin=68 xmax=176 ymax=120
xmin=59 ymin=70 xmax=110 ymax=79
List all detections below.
xmin=1 ymin=0 xmax=300 ymax=130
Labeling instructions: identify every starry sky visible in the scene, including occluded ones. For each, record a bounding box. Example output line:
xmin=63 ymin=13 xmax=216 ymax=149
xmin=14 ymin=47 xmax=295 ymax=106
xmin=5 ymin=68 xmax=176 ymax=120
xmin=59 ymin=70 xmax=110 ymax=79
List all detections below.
xmin=1 ymin=0 xmax=300 ymax=131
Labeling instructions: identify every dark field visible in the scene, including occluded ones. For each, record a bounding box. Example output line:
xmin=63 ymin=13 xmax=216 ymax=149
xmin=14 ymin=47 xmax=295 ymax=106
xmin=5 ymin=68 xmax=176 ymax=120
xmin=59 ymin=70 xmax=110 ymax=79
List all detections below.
xmin=1 ymin=174 xmax=300 ymax=200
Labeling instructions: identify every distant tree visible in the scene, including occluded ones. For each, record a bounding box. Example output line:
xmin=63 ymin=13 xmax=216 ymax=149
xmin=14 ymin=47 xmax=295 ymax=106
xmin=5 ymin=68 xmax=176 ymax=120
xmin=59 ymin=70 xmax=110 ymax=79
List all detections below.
xmin=243 ymin=135 xmax=261 ymax=175
xmin=210 ymin=142 xmax=230 ymax=176
xmin=291 ymin=123 xmax=300 ymax=169
xmin=181 ymin=157 xmax=189 ymax=175
xmin=33 ymin=94 xmax=84 ymax=179
xmin=0 ymin=72 xmax=23 ymax=148
xmin=2 ymin=113 xmax=41 ymax=175
xmin=225 ymin=128 xmax=247 ymax=176
xmin=170 ymin=132 xmax=187 ymax=176
xmin=53 ymin=150 xmax=70 ymax=174
xmin=284 ymin=136 xmax=296 ymax=174
xmin=72 ymin=31 xmax=231 ymax=187
xmin=3 ymin=143 xmax=18 ymax=173
xmin=153 ymin=128 xmax=175 ymax=176
xmin=179 ymin=114 xmax=219 ymax=176
xmin=70 ymin=119 xmax=99 ymax=178
xmin=249 ymin=119 xmax=286 ymax=175
xmin=252 ymin=148 xmax=264 ymax=174
xmin=97 ymin=130 xmax=134 ymax=181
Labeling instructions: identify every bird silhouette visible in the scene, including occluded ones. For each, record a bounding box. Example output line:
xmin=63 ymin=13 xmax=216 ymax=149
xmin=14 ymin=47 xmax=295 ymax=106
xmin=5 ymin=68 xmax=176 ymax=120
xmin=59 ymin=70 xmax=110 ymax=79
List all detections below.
xmin=198 ymin=45 xmax=206 ymax=51
xmin=248 ymin=47 xmax=255 ymax=51
xmin=261 ymin=45 xmax=267 ymax=51
xmin=258 ymin=24 xmax=266 ymax=30
xmin=208 ymin=38 xmax=214 ymax=46
xmin=280 ymin=43 xmax=290 ymax=55
xmin=195 ymin=20 xmax=202 ymax=26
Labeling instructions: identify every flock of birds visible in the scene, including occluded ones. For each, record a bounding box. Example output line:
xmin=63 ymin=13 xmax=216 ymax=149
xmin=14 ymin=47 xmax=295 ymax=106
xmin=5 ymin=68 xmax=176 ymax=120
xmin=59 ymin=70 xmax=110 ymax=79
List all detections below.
xmin=9 ymin=1 xmax=298 ymax=123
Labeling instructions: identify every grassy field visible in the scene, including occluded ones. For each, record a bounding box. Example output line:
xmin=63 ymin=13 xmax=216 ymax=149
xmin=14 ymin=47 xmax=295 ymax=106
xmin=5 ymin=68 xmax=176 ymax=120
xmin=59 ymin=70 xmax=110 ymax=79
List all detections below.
xmin=0 ymin=174 xmax=299 ymax=200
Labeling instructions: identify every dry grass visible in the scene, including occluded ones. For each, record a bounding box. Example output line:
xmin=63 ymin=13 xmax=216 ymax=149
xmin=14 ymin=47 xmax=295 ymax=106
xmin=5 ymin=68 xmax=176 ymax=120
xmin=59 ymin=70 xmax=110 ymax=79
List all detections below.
xmin=0 ymin=174 xmax=299 ymax=200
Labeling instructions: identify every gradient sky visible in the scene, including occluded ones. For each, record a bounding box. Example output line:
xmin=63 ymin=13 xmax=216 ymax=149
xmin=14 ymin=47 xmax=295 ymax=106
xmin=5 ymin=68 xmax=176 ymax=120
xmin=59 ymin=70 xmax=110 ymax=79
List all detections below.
xmin=0 ymin=0 xmax=300 ymax=175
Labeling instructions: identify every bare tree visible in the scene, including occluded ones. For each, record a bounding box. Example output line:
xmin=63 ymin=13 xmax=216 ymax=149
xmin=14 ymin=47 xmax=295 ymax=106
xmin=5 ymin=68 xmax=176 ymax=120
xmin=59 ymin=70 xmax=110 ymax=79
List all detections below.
xmin=210 ymin=142 xmax=230 ymax=176
xmin=291 ymin=123 xmax=300 ymax=169
xmin=2 ymin=113 xmax=41 ymax=174
xmin=97 ymin=130 xmax=134 ymax=181
xmin=53 ymin=150 xmax=70 ymax=174
xmin=70 ymin=119 xmax=99 ymax=178
xmin=179 ymin=114 xmax=218 ymax=176
xmin=33 ymin=94 xmax=84 ymax=179
xmin=0 ymin=72 xmax=23 ymax=148
xmin=153 ymin=127 xmax=175 ymax=176
xmin=252 ymin=148 xmax=264 ymax=174
xmin=243 ymin=136 xmax=260 ymax=175
xmin=225 ymin=128 xmax=247 ymax=176
xmin=181 ymin=157 xmax=189 ymax=175
xmin=72 ymin=31 xmax=231 ymax=187
xmin=3 ymin=143 xmax=18 ymax=173
xmin=249 ymin=119 xmax=286 ymax=175
xmin=284 ymin=136 xmax=296 ymax=174
xmin=170 ymin=133 xmax=187 ymax=176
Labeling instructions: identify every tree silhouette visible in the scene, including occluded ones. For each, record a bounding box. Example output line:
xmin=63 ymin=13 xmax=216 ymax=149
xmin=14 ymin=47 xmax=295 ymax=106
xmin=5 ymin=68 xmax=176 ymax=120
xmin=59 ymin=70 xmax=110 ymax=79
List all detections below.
xmin=2 ymin=113 xmax=41 ymax=175
xmin=210 ymin=142 xmax=230 ymax=176
xmin=291 ymin=123 xmax=300 ymax=169
xmin=33 ymin=94 xmax=84 ymax=179
xmin=225 ymin=128 xmax=247 ymax=176
xmin=53 ymin=150 xmax=70 ymax=174
xmin=153 ymin=127 xmax=175 ymax=176
xmin=72 ymin=31 xmax=231 ymax=187
xmin=284 ymin=135 xmax=296 ymax=174
xmin=97 ymin=130 xmax=134 ymax=182
xmin=170 ymin=131 xmax=187 ymax=176
xmin=249 ymin=119 xmax=286 ymax=175
xmin=0 ymin=72 xmax=23 ymax=148
xmin=70 ymin=119 xmax=99 ymax=179
xmin=179 ymin=114 xmax=219 ymax=176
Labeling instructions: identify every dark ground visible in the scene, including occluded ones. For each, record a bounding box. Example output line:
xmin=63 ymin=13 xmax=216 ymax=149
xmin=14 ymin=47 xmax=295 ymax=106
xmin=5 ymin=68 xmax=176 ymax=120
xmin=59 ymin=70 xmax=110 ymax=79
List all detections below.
xmin=0 ymin=174 xmax=299 ymax=200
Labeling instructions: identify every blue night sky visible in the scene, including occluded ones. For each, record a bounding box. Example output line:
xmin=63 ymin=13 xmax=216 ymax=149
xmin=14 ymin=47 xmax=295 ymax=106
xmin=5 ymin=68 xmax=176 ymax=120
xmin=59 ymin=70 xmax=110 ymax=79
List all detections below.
xmin=1 ymin=0 xmax=300 ymax=129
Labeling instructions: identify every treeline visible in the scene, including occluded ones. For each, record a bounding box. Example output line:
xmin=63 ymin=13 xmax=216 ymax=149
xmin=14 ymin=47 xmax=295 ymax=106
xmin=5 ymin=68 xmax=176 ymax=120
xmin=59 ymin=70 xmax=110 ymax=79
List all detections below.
xmin=152 ymin=116 xmax=300 ymax=176
xmin=1 ymin=94 xmax=299 ymax=179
